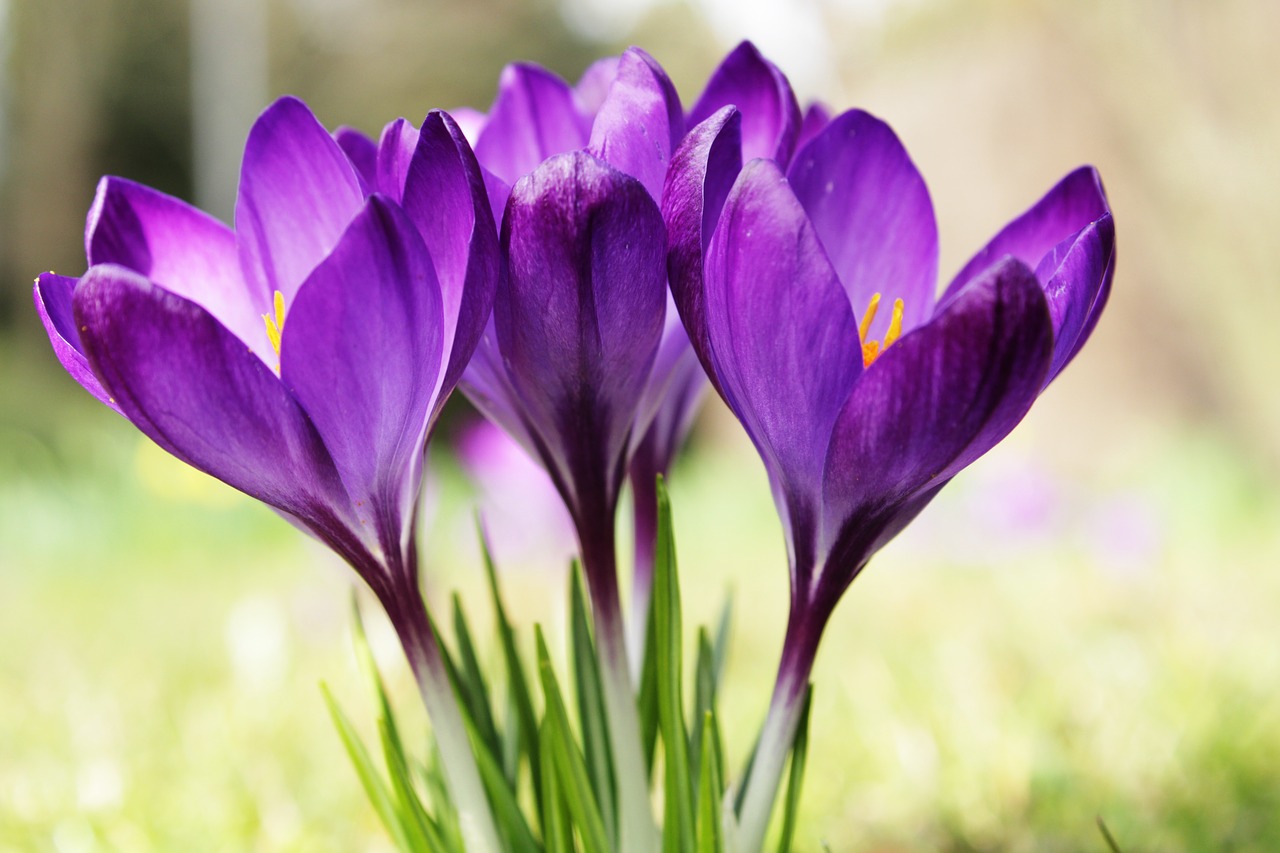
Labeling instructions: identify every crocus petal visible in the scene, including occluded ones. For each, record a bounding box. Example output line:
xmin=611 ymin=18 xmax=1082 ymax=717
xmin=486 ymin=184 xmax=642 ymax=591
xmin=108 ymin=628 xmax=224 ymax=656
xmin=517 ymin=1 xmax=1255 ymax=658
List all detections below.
xmin=787 ymin=110 xmax=939 ymax=336
xmin=85 ymin=176 xmax=269 ymax=362
xmin=587 ymin=47 xmax=684 ymax=201
xmin=794 ymin=101 xmax=830 ymax=153
xmin=663 ymin=107 xmax=743 ymax=400
xmin=687 ymin=41 xmax=802 ymax=164
xmin=282 ymin=195 xmax=444 ymax=560
xmin=704 ymin=159 xmax=863 ymax=555
xmin=448 ymin=107 xmax=487 ymax=145
xmin=461 ymin=317 xmax=538 ymax=454
xmin=235 ymin=96 xmax=365 ymax=305
xmin=574 ymin=56 xmax=621 ymax=117
xmin=820 ymin=257 xmax=1053 ymax=571
xmin=944 ymin=166 xmax=1111 ymax=301
xmin=334 ymin=126 xmax=378 ymax=193
xmin=73 ymin=263 xmax=354 ymax=528
xmin=33 ymin=273 xmax=120 ymax=413
xmin=474 ymin=63 xmax=590 ymax=186
xmin=401 ymin=110 xmax=500 ymax=415
xmin=496 ymin=151 xmax=666 ymax=510
xmin=1035 ymin=213 xmax=1115 ymax=382
xmin=376 ymin=117 xmax=421 ymax=201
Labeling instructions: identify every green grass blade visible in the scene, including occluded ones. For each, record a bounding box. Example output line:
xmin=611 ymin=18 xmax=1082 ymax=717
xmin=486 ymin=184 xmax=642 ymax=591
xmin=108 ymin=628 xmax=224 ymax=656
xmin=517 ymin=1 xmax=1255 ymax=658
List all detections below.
xmin=569 ymin=564 xmax=618 ymax=844
xmin=479 ymin=519 xmax=542 ymax=797
xmin=654 ymin=477 xmax=696 ymax=853
xmin=377 ymin=715 xmax=447 ymax=853
xmin=689 ymin=627 xmax=717 ymax=789
xmin=539 ymin=720 xmax=573 ymax=853
xmin=696 ymin=710 xmax=725 ymax=853
xmin=535 ymin=626 xmax=610 ymax=853
xmin=460 ymin=707 xmax=542 ymax=853
xmin=712 ymin=595 xmax=733 ymax=692
xmin=1097 ymin=816 xmax=1125 ymax=853
xmin=637 ymin=583 xmax=660 ymax=776
xmin=775 ymin=686 xmax=813 ymax=853
xmin=452 ymin=592 xmax=503 ymax=761
xmin=320 ymin=683 xmax=414 ymax=853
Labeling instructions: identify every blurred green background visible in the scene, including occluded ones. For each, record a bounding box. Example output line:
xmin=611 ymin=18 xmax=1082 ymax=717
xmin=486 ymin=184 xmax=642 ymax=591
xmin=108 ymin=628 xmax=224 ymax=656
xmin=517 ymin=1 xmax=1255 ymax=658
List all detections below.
xmin=2 ymin=0 xmax=1279 ymax=850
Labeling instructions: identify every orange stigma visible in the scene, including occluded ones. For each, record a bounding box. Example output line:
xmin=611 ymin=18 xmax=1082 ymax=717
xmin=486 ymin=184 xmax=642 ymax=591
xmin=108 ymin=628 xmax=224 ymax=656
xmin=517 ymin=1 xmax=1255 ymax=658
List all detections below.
xmin=859 ymin=292 xmax=904 ymax=367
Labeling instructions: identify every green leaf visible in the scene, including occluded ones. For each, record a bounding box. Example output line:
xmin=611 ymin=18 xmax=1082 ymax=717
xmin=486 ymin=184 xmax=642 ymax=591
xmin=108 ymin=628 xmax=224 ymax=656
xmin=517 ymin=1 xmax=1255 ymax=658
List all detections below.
xmin=1096 ymin=816 xmax=1125 ymax=853
xmin=569 ymin=563 xmax=618 ymax=844
xmin=539 ymin=720 xmax=573 ymax=853
xmin=637 ymin=583 xmax=660 ymax=777
xmin=479 ymin=519 xmax=542 ymax=800
xmin=452 ymin=592 xmax=503 ymax=761
xmin=689 ymin=627 xmax=717 ymax=789
xmin=377 ymin=714 xmax=447 ymax=853
xmin=696 ymin=710 xmax=725 ymax=853
xmin=654 ymin=476 xmax=696 ymax=853
xmin=460 ymin=708 xmax=542 ymax=853
xmin=712 ymin=595 xmax=734 ymax=693
xmin=320 ymin=683 xmax=414 ymax=853
xmin=775 ymin=686 xmax=813 ymax=853
xmin=535 ymin=626 xmax=611 ymax=853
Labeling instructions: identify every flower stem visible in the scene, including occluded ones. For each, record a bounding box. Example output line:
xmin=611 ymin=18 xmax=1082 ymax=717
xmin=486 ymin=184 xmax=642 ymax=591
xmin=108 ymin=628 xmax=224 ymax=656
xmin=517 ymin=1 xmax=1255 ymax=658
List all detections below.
xmin=581 ymin=519 xmax=660 ymax=853
xmin=389 ymin=576 xmax=503 ymax=852
xmin=732 ymin=604 xmax=825 ymax=853
xmin=626 ymin=463 xmax=659 ymax=683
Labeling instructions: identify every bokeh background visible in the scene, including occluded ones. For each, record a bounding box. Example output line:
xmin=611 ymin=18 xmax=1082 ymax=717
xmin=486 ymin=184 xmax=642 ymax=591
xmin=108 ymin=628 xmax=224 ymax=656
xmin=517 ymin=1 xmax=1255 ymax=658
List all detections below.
xmin=2 ymin=0 xmax=1279 ymax=850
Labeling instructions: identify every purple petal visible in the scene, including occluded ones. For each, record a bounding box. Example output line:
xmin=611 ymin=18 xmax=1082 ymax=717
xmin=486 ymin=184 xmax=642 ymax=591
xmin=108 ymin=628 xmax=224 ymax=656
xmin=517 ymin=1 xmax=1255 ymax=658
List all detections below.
xmin=334 ymin=126 xmax=378 ymax=193
xmin=662 ymin=107 xmax=743 ymax=400
xmin=496 ymin=151 xmax=666 ymax=510
xmin=235 ymin=96 xmax=364 ymax=306
xmin=73 ymin=263 xmax=355 ymax=529
xmin=85 ymin=176 xmax=269 ymax=362
xmin=944 ymin=166 xmax=1112 ymax=301
xmin=794 ymin=101 xmax=830 ymax=153
xmin=587 ymin=47 xmax=683 ymax=200
xmin=574 ymin=56 xmax=622 ymax=118
xmin=401 ymin=110 xmax=500 ymax=415
xmin=448 ymin=107 xmax=487 ymax=145
xmin=282 ymin=196 xmax=444 ymax=560
xmin=33 ymin=273 xmax=120 ymax=412
xmin=704 ymin=159 xmax=863 ymax=524
xmin=787 ymin=110 xmax=939 ymax=337
xmin=820 ymin=257 xmax=1053 ymax=568
xmin=1035 ymin=213 xmax=1115 ymax=382
xmin=460 ymin=318 xmax=538 ymax=454
xmin=474 ymin=63 xmax=591 ymax=186
xmin=687 ymin=41 xmax=802 ymax=164
xmin=376 ymin=117 xmax=421 ymax=201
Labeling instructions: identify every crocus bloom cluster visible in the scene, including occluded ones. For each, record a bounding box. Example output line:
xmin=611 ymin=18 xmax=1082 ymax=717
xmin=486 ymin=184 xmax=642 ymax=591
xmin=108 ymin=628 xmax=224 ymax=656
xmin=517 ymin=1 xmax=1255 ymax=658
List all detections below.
xmin=35 ymin=96 xmax=504 ymax=850
xmin=666 ymin=101 xmax=1114 ymax=845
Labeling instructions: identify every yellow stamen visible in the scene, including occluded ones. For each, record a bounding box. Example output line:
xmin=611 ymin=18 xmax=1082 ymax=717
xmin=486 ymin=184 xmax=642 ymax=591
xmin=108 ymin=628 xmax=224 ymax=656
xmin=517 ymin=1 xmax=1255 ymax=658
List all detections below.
xmin=859 ymin=293 xmax=907 ymax=367
xmin=262 ymin=290 xmax=287 ymax=357
xmin=858 ymin=292 xmax=881 ymax=343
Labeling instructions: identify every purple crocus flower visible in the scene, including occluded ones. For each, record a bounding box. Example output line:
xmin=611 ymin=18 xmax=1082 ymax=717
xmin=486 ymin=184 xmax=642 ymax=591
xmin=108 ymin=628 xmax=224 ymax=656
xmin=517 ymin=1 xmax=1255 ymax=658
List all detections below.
xmin=33 ymin=96 xmax=503 ymax=849
xmin=665 ymin=105 xmax=1114 ymax=847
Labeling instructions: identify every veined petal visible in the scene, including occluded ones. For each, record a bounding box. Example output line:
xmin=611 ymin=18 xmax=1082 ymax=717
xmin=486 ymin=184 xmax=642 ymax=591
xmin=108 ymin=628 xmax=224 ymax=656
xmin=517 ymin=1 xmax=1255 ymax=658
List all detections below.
xmin=85 ymin=176 xmax=269 ymax=362
xmin=820 ymin=257 xmax=1052 ymax=572
xmin=1036 ymin=213 xmax=1115 ymax=383
xmin=376 ymin=117 xmax=421 ymax=201
xmin=282 ymin=195 xmax=444 ymax=562
xmin=787 ymin=110 xmax=939 ymax=337
xmin=944 ymin=166 xmax=1112 ymax=301
xmin=73 ymin=263 xmax=354 ymax=528
xmin=704 ymin=159 xmax=863 ymax=536
xmin=33 ymin=273 xmax=120 ymax=413
xmin=334 ymin=126 xmax=378 ymax=194
xmin=402 ymin=110 xmax=500 ymax=416
xmin=496 ymin=151 xmax=666 ymax=510
xmin=474 ymin=63 xmax=590 ymax=186
xmin=687 ymin=41 xmax=802 ymax=164
xmin=662 ymin=107 xmax=743 ymax=400
xmin=235 ymin=96 xmax=365 ymax=306
xmin=587 ymin=47 xmax=683 ymax=201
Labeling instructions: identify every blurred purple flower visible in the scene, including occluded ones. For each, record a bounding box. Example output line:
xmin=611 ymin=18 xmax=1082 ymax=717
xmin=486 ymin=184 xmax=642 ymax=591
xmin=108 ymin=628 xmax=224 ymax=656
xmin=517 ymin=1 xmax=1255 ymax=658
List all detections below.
xmin=666 ymin=104 xmax=1115 ymax=840
xmin=33 ymin=97 xmax=502 ymax=844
